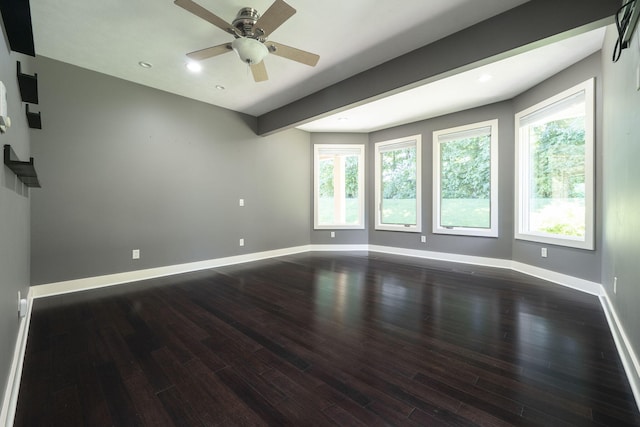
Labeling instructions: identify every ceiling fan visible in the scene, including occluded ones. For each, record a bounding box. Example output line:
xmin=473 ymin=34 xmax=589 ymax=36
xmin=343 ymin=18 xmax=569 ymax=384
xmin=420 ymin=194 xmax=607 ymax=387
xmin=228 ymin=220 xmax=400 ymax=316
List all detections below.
xmin=174 ymin=0 xmax=320 ymax=82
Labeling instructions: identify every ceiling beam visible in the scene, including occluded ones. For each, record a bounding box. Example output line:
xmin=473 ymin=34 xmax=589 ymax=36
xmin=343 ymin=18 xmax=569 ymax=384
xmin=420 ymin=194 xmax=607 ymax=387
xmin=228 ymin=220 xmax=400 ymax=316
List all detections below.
xmin=256 ymin=0 xmax=619 ymax=135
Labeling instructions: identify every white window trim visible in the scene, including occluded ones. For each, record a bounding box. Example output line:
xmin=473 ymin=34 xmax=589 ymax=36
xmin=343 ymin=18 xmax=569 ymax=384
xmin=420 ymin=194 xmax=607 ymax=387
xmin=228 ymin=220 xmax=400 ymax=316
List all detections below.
xmin=313 ymin=144 xmax=365 ymax=230
xmin=432 ymin=119 xmax=499 ymax=237
xmin=374 ymin=135 xmax=422 ymax=233
xmin=514 ymin=78 xmax=595 ymax=250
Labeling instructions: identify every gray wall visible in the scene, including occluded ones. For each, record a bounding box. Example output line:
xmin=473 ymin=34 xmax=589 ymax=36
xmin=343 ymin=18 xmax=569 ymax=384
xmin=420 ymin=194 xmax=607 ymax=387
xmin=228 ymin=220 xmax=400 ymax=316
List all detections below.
xmin=310 ymin=133 xmax=369 ymax=245
xmin=30 ymin=57 xmax=311 ymax=285
xmin=601 ymin=26 xmax=640 ymax=366
xmin=28 ymin=44 xmax=606 ymax=286
xmin=368 ymin=101 xmax=515 ymax=260
xmin=512 ymin=53 xmax=603 ymax=282
xmin=0 ymin=42 xmax=32 ymax=413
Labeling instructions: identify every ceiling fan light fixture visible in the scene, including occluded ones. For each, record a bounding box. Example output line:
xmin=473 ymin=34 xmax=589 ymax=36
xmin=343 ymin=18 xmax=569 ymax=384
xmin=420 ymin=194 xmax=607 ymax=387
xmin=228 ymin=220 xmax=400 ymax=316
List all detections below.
xmin=232 ymin=37 xmax=268 ymax=65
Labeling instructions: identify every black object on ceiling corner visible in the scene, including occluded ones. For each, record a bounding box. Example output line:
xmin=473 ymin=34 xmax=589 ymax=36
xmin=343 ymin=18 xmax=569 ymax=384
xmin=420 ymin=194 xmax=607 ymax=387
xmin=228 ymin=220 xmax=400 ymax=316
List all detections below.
xmin=0 ymin=0 xmax=36 ymax=56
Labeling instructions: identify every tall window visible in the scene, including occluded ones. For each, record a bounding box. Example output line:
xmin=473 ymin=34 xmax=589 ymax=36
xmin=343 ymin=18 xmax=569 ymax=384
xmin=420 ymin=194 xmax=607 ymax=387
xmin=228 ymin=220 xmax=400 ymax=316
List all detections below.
xmin=374 ymin=135 xmax=421 ymax=232
xmin=515 ymin=78 xmax=594 ymax=250
xmin=433 ymin=120 xmax=498 ymax=237
xmin=314 ymin=144 xmax=365 ymax=229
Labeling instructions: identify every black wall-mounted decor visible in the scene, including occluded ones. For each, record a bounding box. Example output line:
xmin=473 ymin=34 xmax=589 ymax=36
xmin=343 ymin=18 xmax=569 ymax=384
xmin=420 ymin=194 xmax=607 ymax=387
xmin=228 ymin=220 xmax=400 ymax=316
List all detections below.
xmin=17 ymin=61 xmax=38 ymax=104
xmin=0 ymin=0 xmax=36 ymax=56
xmin=26 ymin=104 xmax=41 ymax=129
xmin=3 ymin=144 xmax=40 ymax=187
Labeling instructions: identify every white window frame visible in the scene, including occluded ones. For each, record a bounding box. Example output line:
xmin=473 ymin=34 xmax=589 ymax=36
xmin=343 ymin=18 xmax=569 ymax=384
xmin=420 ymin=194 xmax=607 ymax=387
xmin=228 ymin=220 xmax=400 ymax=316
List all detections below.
xmin=433 ymin=119 xmax=499 ymax=237
xmin=313 ymin=144 xmax=365 ymax=230
xmin=514 ymin=78 xmax=595 ymax=250
xmin=374 ymin=135 xmax=422 ymax=232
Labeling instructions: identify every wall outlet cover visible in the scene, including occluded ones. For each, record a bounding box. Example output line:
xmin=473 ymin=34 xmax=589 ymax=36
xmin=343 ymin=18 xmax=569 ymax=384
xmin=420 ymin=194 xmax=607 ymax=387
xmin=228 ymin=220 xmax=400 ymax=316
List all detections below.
xmin=0 ymin=81 xmax=7 ymax=117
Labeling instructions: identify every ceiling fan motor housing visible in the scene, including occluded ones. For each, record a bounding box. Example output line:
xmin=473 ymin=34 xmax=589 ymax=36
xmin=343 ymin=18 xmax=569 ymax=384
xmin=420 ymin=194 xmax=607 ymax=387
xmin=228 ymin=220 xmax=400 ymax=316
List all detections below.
xmin=233 ymin=7 xmax=262 ymax=38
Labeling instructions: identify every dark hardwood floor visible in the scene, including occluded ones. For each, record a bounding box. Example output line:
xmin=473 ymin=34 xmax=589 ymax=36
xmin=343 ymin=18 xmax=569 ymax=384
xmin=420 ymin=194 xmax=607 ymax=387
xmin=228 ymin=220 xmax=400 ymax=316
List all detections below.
xmin=14 ymin=252 xmax=640 ymax=426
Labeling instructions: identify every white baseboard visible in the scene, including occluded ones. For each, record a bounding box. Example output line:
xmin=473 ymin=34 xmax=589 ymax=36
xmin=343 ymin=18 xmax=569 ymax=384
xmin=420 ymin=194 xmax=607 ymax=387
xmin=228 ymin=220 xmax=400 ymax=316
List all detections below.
xmin=600 ymin=292 xmax=640 ymax=411
xmin=368 ymin=245 xmax=602 ymax=296
xmin=511 ymin=261 xmax=603 ymax=296
xmin=31 ymin=244 xmax=601 ymax=299
xmin=368 ymin=245 xmax=513 ymax=269
xmin=0 ymin=288 xmax=33 ymax=427
xmin=32 ymin=245 xmax=311 ymax=299
xmin=308 ymin=244 xmax=369 ymax=252
xmin=12 ymin=244 xmax=640 ymax=416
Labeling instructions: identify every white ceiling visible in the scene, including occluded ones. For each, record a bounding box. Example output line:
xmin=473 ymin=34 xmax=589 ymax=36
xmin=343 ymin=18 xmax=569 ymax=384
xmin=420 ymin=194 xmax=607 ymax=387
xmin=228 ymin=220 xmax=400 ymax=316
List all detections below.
xmin=299 ymin=28 xmax=606 ymax=132
xmin=29 ymin=0 xmax=606 ymax=133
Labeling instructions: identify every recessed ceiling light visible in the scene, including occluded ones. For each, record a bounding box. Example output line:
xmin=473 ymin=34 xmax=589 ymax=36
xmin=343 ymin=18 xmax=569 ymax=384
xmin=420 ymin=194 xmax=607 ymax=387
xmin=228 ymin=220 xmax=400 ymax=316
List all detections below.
xmin=187 ymin=61 xmax=202 ymax=73
xmin=138 ymin=61 xmax=153 ymax=69
xmin=215 ymin=85 xmax=225 ymax=91
xmin=478 ymin=73 xmax=493 ymax=83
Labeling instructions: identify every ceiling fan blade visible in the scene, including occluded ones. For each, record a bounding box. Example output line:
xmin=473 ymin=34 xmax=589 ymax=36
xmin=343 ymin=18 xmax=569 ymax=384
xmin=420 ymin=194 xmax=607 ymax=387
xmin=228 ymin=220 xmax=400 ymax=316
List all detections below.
xmin=251 ymin=61 xmax=269 ymax=82
xmin=187 ymin=43 xmax=232 ymax=61
xmin=254 ymin=0 xmax=296 ymax=36
xmin=266 ymin=42 xmax=319 ymax=67
xmin=174 ymin=0 xmax=234 ymax=35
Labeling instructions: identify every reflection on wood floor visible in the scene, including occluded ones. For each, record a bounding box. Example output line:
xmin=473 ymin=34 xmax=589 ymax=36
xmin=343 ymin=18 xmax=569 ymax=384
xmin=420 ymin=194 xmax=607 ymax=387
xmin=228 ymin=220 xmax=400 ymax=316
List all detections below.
xmin=15 ymin=252 xmax=640 ymax=426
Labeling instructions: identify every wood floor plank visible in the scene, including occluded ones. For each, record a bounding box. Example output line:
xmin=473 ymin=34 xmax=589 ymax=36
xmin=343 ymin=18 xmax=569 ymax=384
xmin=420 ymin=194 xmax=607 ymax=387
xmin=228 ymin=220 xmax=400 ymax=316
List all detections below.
xmin=94 ymin=362 xmax=141 ymax=426
xmin=14 ymin=252 xmax=640 ymax=426
xmin=51 ymin=385 xmax=84 ymax=427
xmin=123 ymin=370 xmax=175 ymax=426
xmin=156 ymin=386 xmax=204 ymax=427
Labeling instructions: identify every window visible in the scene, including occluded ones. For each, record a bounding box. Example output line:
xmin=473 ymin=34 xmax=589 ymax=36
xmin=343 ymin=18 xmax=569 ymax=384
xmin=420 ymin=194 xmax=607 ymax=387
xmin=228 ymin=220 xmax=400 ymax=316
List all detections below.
xmin=314 ymin=144 xmax=365 ymax=229
xmin=515 ymin=78 xmax=594 ymax=250
xmin=433 ymin=120 xmax=498 ymax=237
xmin=374 ymin=135 xmax=421 ymax=232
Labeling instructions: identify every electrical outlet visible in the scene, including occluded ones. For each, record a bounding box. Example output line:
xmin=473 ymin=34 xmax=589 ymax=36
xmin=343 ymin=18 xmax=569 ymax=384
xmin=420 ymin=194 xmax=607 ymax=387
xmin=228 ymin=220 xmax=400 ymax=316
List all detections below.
xmin=614 ymin=277 xmax=618 ymax=294
xmin=239 ymin=238 xmax=245 ymax=247
xmin=132 ymin=249 xmax=140 ymax=259
xmin=541 ymin=248 xmax=548 ymax=258
xmin=330 ymin=231 xmax=335 ymax=238
xmin=239 ymin=198 xmax=245 ymax=207
xmin=421 ymin=235 xmax=426 ymax=243
xmin=17 ymin=291 xmax=27 ymax=318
